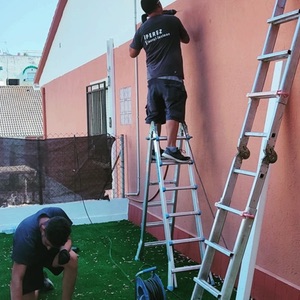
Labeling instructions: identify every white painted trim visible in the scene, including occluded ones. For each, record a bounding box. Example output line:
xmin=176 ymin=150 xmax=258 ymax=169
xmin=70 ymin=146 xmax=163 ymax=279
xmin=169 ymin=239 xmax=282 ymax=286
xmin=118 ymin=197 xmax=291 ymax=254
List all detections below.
xmin=0 ymin=198 xmax=129 ymax=234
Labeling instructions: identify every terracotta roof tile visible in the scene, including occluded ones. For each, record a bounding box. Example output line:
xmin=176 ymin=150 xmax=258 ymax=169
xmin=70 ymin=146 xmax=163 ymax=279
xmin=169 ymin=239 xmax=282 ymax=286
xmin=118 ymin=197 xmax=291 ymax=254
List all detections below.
xmin=0 ymin=86 xmax=43 ymax=138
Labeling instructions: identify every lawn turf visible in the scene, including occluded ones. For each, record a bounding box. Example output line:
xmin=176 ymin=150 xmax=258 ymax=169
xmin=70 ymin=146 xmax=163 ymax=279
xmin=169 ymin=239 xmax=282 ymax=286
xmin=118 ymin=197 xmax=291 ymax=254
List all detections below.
xmin=0 ymin=220 xmax=235 ymax=299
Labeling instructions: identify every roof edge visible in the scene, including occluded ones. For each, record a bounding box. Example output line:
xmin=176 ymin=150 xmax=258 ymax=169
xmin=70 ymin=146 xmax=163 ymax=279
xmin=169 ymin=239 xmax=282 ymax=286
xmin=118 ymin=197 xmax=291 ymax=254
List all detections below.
xmin=34 ymin=0 xmax=68 ymax=85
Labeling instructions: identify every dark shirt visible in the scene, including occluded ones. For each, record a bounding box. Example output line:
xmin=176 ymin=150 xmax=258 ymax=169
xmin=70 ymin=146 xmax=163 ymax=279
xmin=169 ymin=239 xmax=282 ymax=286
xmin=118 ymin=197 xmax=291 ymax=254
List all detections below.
xmin=130 ymin=14 xmax=188 ymax=80
xmin=12 ymin=207 xmax=72 ymax=266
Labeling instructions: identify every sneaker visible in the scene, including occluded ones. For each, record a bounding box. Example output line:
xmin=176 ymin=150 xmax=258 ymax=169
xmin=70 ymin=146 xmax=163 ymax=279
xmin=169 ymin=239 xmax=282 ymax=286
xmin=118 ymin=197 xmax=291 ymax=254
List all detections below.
xmin=152 ymin=148 xmax=164 ymax=160
xmin=162 ymin=148 xmax=190 ymax=163
xmin=40 ymin=272 xmax=54 ymax=293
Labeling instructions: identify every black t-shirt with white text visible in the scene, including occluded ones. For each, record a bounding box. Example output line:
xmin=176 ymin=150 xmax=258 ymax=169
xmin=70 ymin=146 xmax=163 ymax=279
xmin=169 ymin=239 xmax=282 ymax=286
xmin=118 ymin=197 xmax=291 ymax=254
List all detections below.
xmin=130 ymin=14 xmax=188 ymax=80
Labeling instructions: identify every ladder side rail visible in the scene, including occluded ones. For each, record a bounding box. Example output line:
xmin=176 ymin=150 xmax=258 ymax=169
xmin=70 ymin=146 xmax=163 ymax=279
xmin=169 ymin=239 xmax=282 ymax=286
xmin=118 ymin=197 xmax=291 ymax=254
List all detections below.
xmin=169 ymin=165 xmax=180 ymax=240
xmin=273 ymin=0 xmax=287 ymax=17
xmin=169 ymin=131 xmax=184 ymax=238
xmin=186 ymin=149 xmax=207 ymax=262
xmin=191 ymin=207 xmax=230 ymax=299
xmin=220 ymin=163 xmax=270 ymax=299
xmin=135 ymin=130 xmax=155 ymax=261
xmin=218 ymin=155 xmax=243 ymax=207
xmin=278 ymin=17 xmax=300 ymax=94
xmin=264 ymin=18 xmax=300 ymax=152
xmin=236 ymin=99 xmax=260 ymax=160
xmin=220 ymin=217 xmax=256 ymax=299
xmin=179 ymin=124 xmax=206 ymax=256
xmin=182 ymin=125 xmax=214 ymax=284
xmin=153 ymin=130 xmax=178 ymax=290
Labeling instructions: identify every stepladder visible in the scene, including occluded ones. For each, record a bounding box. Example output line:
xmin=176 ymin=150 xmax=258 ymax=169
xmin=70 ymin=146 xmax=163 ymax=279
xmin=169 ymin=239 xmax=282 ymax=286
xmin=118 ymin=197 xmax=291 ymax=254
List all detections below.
xmin=135 ymin=121 xmax=212 ymax=291
xmin=191 ymin=1 xmax=300 ymax=299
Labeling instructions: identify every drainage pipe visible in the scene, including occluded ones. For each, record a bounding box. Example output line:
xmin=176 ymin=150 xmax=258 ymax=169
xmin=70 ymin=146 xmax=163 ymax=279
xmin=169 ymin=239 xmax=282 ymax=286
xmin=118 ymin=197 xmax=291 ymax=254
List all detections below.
xmin=126 ymin=0 xmax=141 ymax=197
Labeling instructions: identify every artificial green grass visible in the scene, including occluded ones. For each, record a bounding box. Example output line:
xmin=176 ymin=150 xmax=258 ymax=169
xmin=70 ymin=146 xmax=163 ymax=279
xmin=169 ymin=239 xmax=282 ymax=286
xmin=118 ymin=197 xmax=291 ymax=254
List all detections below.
xmin=0 ymin=220 xmax=235 ymax=299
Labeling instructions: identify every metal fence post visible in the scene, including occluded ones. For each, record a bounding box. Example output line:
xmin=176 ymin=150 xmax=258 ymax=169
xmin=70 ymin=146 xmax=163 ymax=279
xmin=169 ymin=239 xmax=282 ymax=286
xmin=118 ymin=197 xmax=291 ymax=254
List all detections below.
xmin=120 ymin=134 xmax=125 ymax=198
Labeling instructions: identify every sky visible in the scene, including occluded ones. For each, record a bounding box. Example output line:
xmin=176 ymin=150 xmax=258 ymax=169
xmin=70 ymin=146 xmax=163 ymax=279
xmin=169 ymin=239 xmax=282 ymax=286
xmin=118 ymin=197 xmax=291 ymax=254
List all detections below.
xmin=0 ymin=0 xmax=58 ymax=55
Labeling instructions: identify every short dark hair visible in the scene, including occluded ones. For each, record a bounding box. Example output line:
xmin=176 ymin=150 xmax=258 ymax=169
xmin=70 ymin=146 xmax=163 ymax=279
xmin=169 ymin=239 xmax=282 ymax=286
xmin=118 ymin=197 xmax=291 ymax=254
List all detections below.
xmin=45 ymin=216 xmax=72 ymax=248
xmin=141 ymin=0 xmax=160 ymax=14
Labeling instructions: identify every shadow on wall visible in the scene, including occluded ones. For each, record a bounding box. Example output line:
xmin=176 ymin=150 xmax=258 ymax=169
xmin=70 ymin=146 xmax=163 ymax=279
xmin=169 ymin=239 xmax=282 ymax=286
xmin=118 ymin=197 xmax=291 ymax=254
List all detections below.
xmin=182 ymin=4 xmax=225 ymax=189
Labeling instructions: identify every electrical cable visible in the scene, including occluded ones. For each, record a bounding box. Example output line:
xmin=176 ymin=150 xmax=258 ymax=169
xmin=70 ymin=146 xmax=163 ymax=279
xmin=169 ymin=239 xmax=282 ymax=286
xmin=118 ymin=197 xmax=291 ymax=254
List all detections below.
xmin=128 ymin=163 xmax=169 ymax=203
xmin=182 ymin=124 xmax=229 ymax=249
xmin=73 ymin=138 xmax=186 ymax=300
xmin=141 ymin=276 xmax=165 ymax=300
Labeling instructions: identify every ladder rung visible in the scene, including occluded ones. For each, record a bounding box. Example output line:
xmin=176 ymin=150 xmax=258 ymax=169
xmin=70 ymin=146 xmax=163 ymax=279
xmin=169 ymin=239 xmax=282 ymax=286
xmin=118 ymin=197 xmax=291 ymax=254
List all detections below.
xmin=268 ymin=9 xmax=300 ymax=25
xmin=146 ymin=221 xmax=165 ymax=227
xmin=170 ymin=237 xmax=205 ymax=246
xmin=193 ymin=277 xmax=222 ymax=298
xmin=205 ymin=240 xmax=234 ymax=257
xmin=244 ymin=131 xmax=268 ymax=137
xmin=247 ymin=91 xmax=279 ymax=99
xmin=149 ymin=180 xmax=176 ymax=186
xmin=145 ymin=240 xmax=166 ymax=247
xmin=148 ymin=200 xmax=174 ymax=207
xmin=167 ymin=210 xmax=201 ymax=218
xmin=161 ymin=160 xmax=194 ymax=166
xmin=215 ymin=203 xmax=244 ymax=216
xmin=233 ymin=169 xmax=257 ymax=177
xmin=163 ymin=185 xmax=197 ymax=192
xmin=172 ymin=264 xmax=201 ymax=273
xmin=149 ymin=135 xmax=191 ymax=141
xmin=257 ymin=50 xmax=291 ymax=62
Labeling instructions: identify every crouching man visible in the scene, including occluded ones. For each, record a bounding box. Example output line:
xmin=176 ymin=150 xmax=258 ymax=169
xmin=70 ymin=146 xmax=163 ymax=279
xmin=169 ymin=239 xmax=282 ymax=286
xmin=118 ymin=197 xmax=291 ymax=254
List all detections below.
xmin=10 ymin=207 xmax=78 ymax=300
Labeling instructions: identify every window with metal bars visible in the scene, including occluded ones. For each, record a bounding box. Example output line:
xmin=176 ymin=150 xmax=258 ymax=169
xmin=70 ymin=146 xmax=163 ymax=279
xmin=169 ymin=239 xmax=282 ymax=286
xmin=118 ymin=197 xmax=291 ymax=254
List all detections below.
xmin=86 ymin=81 xmax=107 ymax=136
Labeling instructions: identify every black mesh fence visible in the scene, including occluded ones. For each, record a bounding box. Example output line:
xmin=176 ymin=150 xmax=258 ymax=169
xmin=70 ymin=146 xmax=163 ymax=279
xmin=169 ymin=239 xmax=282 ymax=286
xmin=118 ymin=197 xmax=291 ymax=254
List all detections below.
xmin=0 ymin=134 xmax=117 ymax=207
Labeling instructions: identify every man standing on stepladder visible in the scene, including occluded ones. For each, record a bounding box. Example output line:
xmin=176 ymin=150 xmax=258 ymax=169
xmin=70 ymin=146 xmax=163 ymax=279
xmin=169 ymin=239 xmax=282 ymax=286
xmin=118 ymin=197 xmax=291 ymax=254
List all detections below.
xmin=129 ymin=0 xmax=190 ymax=163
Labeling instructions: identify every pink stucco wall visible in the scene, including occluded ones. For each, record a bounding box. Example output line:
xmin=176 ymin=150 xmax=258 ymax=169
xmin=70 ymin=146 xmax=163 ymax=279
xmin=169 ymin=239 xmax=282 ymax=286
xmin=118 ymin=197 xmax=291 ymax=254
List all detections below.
xmin=41 ymin=0 xmax=300 ymax=298
xmin=42 ymin=55 xmax=107 ymax=137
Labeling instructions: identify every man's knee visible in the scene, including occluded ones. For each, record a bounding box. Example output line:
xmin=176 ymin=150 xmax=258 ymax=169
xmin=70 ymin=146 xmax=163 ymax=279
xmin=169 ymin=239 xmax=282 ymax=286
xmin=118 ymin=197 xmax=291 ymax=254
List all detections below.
xmin=65 ymin=250 xmax=78 ymax=270
xmin=23 ymin=290 xmax=39 ymax=300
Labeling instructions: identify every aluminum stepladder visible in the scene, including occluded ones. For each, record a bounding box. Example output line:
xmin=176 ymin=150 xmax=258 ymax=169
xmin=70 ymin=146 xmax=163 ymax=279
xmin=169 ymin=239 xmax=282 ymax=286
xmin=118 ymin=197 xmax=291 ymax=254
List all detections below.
xmin=135 ymin=121 xmax=210 ymax=291
xmin=191 ymin=1 xmax=300 ymax=299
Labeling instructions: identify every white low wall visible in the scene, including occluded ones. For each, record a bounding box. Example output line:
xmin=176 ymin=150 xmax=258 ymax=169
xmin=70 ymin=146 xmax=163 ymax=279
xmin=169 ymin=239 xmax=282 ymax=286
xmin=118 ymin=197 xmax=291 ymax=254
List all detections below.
xmin=0 ymin=198 xmax=129 ymax=234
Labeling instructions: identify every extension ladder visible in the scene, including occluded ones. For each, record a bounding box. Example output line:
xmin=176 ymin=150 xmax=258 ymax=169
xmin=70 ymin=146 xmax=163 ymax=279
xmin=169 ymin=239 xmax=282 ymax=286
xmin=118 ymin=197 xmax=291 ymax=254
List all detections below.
xmin=191 ymin=1 xmax=300 ymax=299
xmin=135 ymin=121 xmax=209 ymax=291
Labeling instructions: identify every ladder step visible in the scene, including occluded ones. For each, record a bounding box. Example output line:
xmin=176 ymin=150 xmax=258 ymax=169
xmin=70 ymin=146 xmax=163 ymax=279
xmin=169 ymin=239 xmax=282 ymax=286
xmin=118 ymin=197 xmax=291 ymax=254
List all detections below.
xmin=172 ymin=264 xmax=201 ymax=273
xmin=149 ymin=179 xmax=176 ymax=186
xmin=257 ymin=50 xmax=291 ymax=62
xmin=244 ymin=131 xmax=268 ymax=137
xmin=205 ymin=240 xmax=234 ymax=257
xmin=148 ymin=200 xmax=174 ymax=207
xmin=215 ymin=202 xmax=244 ymax=216
xmin=170 ymin=237 xmax=205 ymax=246
xmin=148 ymin=135 xmax=192 ymax=141
xmin=146 ymin=220 xmax=166 ymax=227
xmin=247 ymin=90 xmax=279 ymax=99
xmin=167 ymin=210 xmax=201 ymax=218
xmin=161 ymin=160 xmax=194 ymax=166
xmin=268 ymin=9 xmax=300 ymax=25
xmin=233 ymin=169 xmax=257 ymax=177
xmin=163 ymin=185 xmax=197 ymax=192
xmin=145 ymin=240 xmax=166 ymax=247
xmin=193 ymin=277 xmax=222 ymax=298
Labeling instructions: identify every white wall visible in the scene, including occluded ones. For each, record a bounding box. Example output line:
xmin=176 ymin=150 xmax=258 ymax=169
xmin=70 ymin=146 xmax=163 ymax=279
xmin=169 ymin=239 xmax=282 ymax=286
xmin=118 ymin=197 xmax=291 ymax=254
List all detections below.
xmin=40 ymin=0 xmax=176 ymax=86
xmin=0 ymin=55 xmax=40 ymax=86
xmin=0 ymin=199 xmax=129 ymax=233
